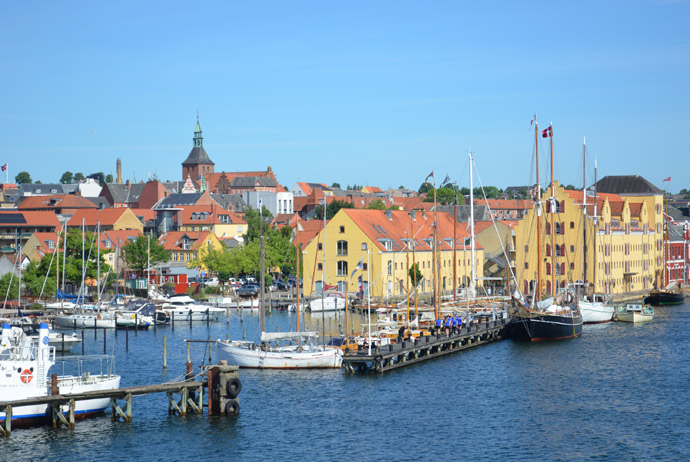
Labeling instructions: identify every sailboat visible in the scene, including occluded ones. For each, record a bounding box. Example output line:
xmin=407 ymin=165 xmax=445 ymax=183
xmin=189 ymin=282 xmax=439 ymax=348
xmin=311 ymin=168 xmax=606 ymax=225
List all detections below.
xmin=578 ymin=138 xmax=614 ymax=323
xmin=507 ymin=118 xmax=583 ymax=341
xmin=216 ymin=206 xmax=342 ymax=369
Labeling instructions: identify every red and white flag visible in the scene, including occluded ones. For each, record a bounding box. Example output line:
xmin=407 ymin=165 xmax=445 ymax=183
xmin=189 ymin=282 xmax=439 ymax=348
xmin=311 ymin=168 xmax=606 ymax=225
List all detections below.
xmin=541 ymin=126 xmax=552 ymax=138
xmin=663 ymin=177 xmax=671 ymax=182
xmin=0 ymin=164 xmax=6 ymax=172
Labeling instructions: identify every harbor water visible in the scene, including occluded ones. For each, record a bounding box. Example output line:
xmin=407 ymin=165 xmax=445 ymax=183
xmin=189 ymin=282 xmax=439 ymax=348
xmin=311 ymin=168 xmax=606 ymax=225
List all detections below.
xmin=2 ymin=302 xmax=689 ymax=461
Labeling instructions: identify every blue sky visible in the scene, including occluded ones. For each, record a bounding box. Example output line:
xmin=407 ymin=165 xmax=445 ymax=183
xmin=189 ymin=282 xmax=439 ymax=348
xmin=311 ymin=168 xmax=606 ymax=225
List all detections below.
xmin=2 ymin=1 xmax=688 ymax=193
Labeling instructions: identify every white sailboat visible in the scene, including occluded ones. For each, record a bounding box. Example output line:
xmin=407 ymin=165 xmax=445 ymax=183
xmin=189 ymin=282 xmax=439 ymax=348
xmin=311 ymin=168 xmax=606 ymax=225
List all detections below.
xmin=578 ymin=141 xmax=614 ymax=324
xmin=216 ymin=205 xmax=342 ymax=369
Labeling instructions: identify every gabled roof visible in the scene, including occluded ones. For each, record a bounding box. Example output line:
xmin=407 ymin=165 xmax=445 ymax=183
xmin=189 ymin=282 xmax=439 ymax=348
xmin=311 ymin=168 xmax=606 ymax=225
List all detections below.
xmin=182 ymin=146 xmax=214 ymax=166
xmin=594 ymin=175 xmax=663 ymax=195
xmin=473 ymin=198 xmax=532 ymax=210
xmin=28 ymin=232 xmax=60 ymax=258
xmin=159 ymin=231 xmax=214 ymax=251
xmin=0 ymin=210 xmax=61 ymax=227
xmin=67 ymin=208 xmax=140 ymax=227
xmin=19 ymin=184 xmax=78 ymax=196
xmin=294 ymin=219 xmax=325 ymax=248
xmin=342 ymin=209 xmax=481 ymax=253
xmin=18 ymin=194 xmax=98 ymax=210
xmin=210 ymin=194 xmax=247 ymax=214
xmin=102 ymin=183 xmax=147 ymax=204
xmin=231 ymin=176 xmax=277 ymax=188
xmin=100 ymin=229 xmax=142 ymax=250
xmin=154 ymin=192 xmax=215 ymax=209
xmin=178 ymin=205 xmax=246 ymax=225
xmin=206 ymin=168 xmax=278 ymax=192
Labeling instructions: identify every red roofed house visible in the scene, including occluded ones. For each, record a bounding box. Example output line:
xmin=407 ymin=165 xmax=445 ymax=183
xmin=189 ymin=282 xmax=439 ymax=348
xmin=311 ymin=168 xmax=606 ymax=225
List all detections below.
xmin=18 ymin=194 xmax=98 ymax=216
xmin=177 ymin=205 xmax=247 ymax=242
xmin=158 ymin=231 xmax=223 ymax=269
xmin=22 ymin=232 xmax=60 ymax=263
xmin=0 ymin=211 xmax=61 ymax=254
xmin=67 ymin=208 xmax=144 ymax=233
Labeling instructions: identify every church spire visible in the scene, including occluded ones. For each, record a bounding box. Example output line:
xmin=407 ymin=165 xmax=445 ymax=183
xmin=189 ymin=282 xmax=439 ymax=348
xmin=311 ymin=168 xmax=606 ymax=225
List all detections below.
xmin=194 ymin=111 xmax=203 ymax=148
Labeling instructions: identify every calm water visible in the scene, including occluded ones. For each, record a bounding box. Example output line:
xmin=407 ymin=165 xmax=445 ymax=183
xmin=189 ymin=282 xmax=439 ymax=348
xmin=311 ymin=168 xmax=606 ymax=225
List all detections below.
xmin=2 ymin=303 xmax=689 ymax=461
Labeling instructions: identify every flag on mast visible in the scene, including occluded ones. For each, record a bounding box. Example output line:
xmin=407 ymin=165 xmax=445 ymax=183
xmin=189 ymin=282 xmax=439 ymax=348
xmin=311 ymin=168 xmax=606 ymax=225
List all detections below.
xmin=349 ymin=257 xmax=363 ymax=280
xmin=663 ymin=177 xmax=671 ymax=182
xmin=0 ymin=164 xmax=6 ymax=172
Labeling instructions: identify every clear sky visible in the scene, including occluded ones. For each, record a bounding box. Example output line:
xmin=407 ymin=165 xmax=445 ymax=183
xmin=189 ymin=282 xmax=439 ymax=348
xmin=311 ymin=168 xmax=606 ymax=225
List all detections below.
xmin=2 ymin=1 xmax=688 ymax=193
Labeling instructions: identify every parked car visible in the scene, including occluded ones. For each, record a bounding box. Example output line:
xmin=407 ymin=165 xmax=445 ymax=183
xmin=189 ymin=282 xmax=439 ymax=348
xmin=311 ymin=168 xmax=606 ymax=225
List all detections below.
xmin=274 ymin=280 xmax=289 ymax=291
xmin=237 ymin=284 xmax=260 ymax=298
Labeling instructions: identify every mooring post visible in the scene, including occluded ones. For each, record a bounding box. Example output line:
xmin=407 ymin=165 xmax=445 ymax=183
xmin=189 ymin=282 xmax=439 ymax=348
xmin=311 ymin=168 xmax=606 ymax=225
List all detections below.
xmin=163 ymin=335 xmax=167 ymax=370
xmin=171 ymin=311 xmax=175 ymax=331
xmin=126 ymin=326 xmax=129 ymax=351
xmin=208 ymin=335 xmax=213 ymax=363
xmin=103 ymin=328 xmax=106 ymax=354
xmin=126 ymin=393 xmax=132 ymax=422
xmin=186 ymin=361 xmax=193 ymax=381
xmin=186 ymin=341 xmax=191 ymax=364
xmin=61 ymin=333 xmax=65 ymax=353
xmin=135 ymin=314 xmax=138 ymax=336
xmin=81 ymin=330 xmax=85 ymax=355
xmin=94 ymin=318 xmax=98 ymax=339
xmin=207 ymin=308 xmax=210 ymax=328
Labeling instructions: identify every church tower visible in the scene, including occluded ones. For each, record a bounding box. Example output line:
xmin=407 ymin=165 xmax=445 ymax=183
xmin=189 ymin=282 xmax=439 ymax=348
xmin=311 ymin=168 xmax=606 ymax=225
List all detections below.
xmin=181 ymin=114 xmax=215 ymax=189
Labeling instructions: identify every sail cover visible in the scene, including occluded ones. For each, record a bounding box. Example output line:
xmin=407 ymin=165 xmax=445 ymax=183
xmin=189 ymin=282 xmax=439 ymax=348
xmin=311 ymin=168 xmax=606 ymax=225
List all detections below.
xmin=260 ymin=331 xmax=319 ymax=342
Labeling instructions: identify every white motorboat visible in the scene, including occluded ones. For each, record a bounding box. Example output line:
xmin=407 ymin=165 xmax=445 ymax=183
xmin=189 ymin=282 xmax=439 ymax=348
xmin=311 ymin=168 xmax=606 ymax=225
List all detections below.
xmin=579 ymin=294 xmax=615 ymax=324
xmin=216 ymin=332 xmax=343 ymax=369
xmin=614 ymin=304 xmax=654 ymax=323
xmin=0 ymin=323 xmax=120 ymax=427
xmin=160 ymin=295 xmax=225 ymax=322
xmin=115 ymin=300 xmax=168 ymax=328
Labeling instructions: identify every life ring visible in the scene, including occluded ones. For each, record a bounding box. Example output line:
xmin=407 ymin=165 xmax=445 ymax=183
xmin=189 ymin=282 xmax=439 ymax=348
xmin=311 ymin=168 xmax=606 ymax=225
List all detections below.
xmin=20 ymin=369 xmax=33 ymax=384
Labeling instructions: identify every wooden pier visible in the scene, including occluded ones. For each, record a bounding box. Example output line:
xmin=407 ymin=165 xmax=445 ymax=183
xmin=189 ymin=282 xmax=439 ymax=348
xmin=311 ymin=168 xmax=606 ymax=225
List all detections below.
xmin=342 ymin=317 xmax=506 ymax=373
xmin=0 ymin=364 xmax=241 ymax=436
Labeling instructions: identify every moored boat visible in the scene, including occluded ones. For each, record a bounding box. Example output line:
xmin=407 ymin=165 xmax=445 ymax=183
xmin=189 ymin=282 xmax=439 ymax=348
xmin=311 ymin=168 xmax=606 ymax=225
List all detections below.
xmin=643 ymin=290 xmax=683 ymax=306
xmin=579 ymin=294 xmax=615 ymax=324
xmin=0 ymin=323 xmax=120 ymax=427
xmin=614 ymin=304 xmax=654 ymax=323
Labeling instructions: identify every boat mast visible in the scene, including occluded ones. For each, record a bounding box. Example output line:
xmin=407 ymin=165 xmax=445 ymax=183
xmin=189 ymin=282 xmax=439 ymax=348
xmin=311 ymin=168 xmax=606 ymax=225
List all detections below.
xmin=469 ymin=152 xmax=476 ymax=300
xmin=582 ymin=137 xmax=587 ymax=295
xmin=432 ymin=174 xmax=439 ymax=319
xmin=295 ymin=230 xmax=301 ymax=333
xmin=594 ymin=156 xmax=600 ymax=293
xmin=321 ymin=199 xmax=326 ymax=346
xmin=97 ymin=220 xmax=101 ymax=308
xmin=535 ymin=119 xmax=543 ymax=303
xmin=259 ymin=203 xmax=266 ymax=337
xmin=549 ymin=123 xmax=555 ymax=297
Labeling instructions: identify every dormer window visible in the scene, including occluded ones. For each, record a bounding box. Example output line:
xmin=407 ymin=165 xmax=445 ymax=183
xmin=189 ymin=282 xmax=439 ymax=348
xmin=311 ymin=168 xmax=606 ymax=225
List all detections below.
xmin=47 ymin=240 xmax=54 ymax=249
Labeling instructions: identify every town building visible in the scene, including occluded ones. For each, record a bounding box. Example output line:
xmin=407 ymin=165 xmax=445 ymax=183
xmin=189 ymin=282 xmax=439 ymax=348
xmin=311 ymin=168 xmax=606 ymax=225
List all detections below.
xmin=181 ymin=117 xmax=214 ymax=189
xmin=158 ymin=230 xmax=223 ymax=268
xmin=301 ymin=209 xmax=484 ymax=301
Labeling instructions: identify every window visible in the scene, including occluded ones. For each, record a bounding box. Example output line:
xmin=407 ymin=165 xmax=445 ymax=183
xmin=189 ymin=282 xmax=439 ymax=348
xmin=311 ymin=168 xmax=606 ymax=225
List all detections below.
xmin=337 ymin=260 xmax=348 ymax=276
xmin=336 ymin=240 xmax=348 ymax=256
xmin=546 ymin=222 xmax=551 ymax=235
xmin=524 ymin=262 xmax=529 ymax=269
xmin=362 ymin=263 xmax=368 ymax=270
xmin=339 ymin=226 xmax=345 ymax=233
xmin=47 ymin=240 xmax=54 ymax=249
xmin=570 ymin=221 xmax=574 ymax=229
xmin=570 ymin=245 xmax=574 ymax=252
xmin=237 ymin=226 xmax=243 ymax=233
xmin=524 ymin=245 xmax=529 ymax=253
xmin=546 ymin=244 xmax=551 ymax=257
xmin=546 ymin=263 xmax=551 ymax=275
xmin=318 ymin=243 xmax=323 ymax=251
xmin=387 ymin=261 xmax=392 ymax=276
xmin=362 ymin=243 xmax=367 ymax=250
xmin=317 ymin=263 xmax=323 ymax=271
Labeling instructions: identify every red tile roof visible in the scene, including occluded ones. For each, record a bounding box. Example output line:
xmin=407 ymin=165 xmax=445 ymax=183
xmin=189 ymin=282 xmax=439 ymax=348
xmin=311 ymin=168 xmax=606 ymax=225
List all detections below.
xmin=178 ymin=205 xmax=246 ymax=226
xmin=18 ymin=195 xmax=97 ymax=211
xmin=0 ymin=210 xmax=61 ymax=228
xmin=67 ymin=208 xmax=140 ymax=227
xmin=159 ymin=231 xmax=213 ymax=251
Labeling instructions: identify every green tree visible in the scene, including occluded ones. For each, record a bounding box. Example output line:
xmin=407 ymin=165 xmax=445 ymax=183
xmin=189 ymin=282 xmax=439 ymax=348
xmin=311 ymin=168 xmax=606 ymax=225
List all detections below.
xmin=331 ymin=182 xmax=341 ymax=188
xmin=408 ymin=263 xmax=423 ymax=288
xmin=418 ymin=182 xmax=431 ymax=194
xmin=15 ymin=171 xmax=32 ymax=184
xmin=366 ymin=199 xmax=386 ymax=210
xmin=74 ymin=172 xmax=85 ymax=182
xmin=87 ymin=172 xmax=105 ymax=185
xmin=122 ymin=234 xmax=170 ymax=276
xmin=0 ymin=273 xmax=19 ymax=299
xmin=314 ymin=200 xmax=354 ymax=220
xmin=243 ymin=206 xmax=274 ymax=243
xmin=60 ymin=171 xmax=74 ymax=184
xmin=105 ymin=173 xmax=114 ymax=183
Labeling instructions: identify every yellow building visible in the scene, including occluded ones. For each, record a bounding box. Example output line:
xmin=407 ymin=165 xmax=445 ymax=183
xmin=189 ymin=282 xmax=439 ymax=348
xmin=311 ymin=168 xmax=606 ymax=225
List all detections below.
xmin=512 ymin=180 xmax=662 ymax=298
xmin=158 ymin=231 xmax=223 ymax=270
xmin=301 ymin=209 xmax=483 ymax=301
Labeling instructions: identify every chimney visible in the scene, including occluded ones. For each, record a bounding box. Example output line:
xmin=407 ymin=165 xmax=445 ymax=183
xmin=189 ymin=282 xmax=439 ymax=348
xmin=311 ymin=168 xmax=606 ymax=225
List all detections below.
xmin=116 ymin=158 xmax=122 ymax=184
xmin=126 ymin=179 xmax=130 ymax=190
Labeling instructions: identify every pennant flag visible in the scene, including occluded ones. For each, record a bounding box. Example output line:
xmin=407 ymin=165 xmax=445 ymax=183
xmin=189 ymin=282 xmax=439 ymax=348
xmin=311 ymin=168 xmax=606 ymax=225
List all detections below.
xmin=349 ymin=257 xmax=363 ymax=280
xmin=530 ymin=114 xmax=536 ymax=128
xmin=442 ymin=174 xmax=451 ymax=186
xmin=424 ymin=171 xmax=434 ymax=184
xmin=541 ymin=126 xmax=552 ymax=138
xmin=0 ymin=164 xmax=6 ymax=172
xmin=663 ymin=177 xmax=671 ymax=182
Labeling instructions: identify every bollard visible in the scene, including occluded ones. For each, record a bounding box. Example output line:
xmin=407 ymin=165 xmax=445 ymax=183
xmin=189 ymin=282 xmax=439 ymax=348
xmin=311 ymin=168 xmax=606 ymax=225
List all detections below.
xmin=163 ymin=335 xmax=167 ymax=370
xmin=94 ymin=318 xmax=98 ymax=339
xmin=208 ymin=335 xmax=213 ymax=363
xmin=135 ymin=314 xmax=138 ymax=336
xmin=171 ymin=311 xmax=175 ymax=331
xmin=207 ymin=308 xmax=210 ymax=328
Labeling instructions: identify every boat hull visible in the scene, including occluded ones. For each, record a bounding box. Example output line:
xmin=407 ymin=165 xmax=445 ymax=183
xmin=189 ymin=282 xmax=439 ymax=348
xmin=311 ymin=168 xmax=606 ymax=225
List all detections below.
xmin=216 ymin=340 xmax=343 ymax=369
xmin=579 ymin=300 xmax=615 ymax=324
xmin=507 ymin=312 xmax=583 ymax=341
xmin=643 ymin=291 xmax=684 ymax=306
xmin=55 ymin=315 xmax=116 ymax=329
